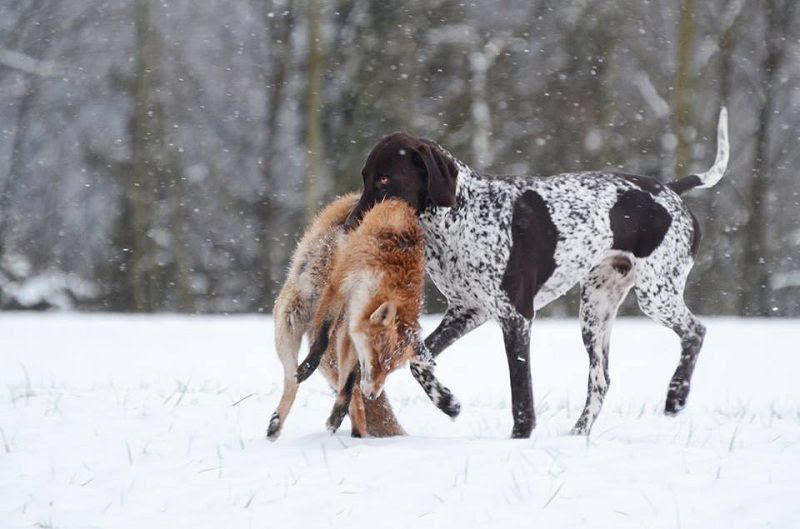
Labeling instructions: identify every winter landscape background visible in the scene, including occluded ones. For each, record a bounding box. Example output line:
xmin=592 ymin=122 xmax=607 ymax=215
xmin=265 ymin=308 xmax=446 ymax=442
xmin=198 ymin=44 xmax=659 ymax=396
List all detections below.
xmin=1 ymin=0 xmax=798 ymax=316
xmin=2 ymin=2 xmax=800 ymax=528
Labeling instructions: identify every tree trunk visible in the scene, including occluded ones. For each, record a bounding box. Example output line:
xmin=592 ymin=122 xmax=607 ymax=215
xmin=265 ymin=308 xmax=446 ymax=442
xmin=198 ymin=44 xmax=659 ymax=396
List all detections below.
xmin=0 ymin=0 xmax=48 ymax=262
xmin=700 ymin=0 xmax=742 ymax=315
xmin=469 ymin=48 xmax=492 ymax=170
xmin=0 ymin=79 xmax=38 ymax=259
xmin=674 ymin=0 xmax=695 ymax=178
xmin=259 ymin=0 xmax=295 ymax=311
xmin=130 ymin=0 xmax=158 ymax=312
xmin=305 ymin=0 xmax=324 ymax=223
xmin=740 ymin=0 xmax=790 ymax=316
xmin=167 ymin=151 xmax=193 ymax=312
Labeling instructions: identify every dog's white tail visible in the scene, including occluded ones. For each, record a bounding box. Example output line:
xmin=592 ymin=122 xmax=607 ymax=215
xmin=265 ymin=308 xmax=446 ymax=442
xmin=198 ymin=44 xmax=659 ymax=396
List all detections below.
xmin=667 ymin=107 xmax=729 ymax=194
xmin=695 ymin=107 xmax=729 ymax=188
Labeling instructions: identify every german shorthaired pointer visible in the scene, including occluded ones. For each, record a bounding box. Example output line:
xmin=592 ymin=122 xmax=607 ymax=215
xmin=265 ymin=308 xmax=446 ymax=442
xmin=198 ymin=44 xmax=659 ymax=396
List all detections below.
xmin=342 ymin=108 xmax=729 ymax=437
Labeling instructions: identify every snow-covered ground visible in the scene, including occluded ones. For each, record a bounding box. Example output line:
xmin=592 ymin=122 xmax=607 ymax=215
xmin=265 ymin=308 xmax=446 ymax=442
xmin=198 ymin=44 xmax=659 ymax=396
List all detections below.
xmin=1 ymin=314 xmax=798 ymax=529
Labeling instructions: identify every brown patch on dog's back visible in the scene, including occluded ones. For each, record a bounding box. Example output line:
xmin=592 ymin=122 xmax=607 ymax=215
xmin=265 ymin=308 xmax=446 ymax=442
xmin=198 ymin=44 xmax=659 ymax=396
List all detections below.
xmin=609 ymin=189 xmax=672 ymax=258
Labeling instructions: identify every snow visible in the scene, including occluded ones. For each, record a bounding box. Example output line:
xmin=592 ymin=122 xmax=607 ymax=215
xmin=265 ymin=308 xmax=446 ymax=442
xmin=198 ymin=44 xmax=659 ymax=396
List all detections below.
xmin=1 ymin=314 xmax=799 ymax=528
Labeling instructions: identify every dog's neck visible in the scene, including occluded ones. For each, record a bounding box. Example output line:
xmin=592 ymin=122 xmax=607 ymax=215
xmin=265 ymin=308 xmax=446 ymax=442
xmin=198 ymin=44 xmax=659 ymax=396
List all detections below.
xmin=421 ymin=158 xmax=486 ymax=230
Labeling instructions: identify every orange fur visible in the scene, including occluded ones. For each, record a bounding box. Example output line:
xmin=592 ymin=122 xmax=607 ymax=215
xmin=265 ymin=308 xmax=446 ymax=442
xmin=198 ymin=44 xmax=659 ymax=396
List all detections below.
xmin=267 ymin=193 xmax=405 ymax=440
xmin=314 ymin=199 xmax=425 ymax=404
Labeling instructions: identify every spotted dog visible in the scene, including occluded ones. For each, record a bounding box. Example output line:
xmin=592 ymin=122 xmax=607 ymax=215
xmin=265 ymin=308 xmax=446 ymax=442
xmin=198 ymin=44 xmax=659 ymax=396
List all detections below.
xmin=345 ymin=109 xmax=729 ymax=437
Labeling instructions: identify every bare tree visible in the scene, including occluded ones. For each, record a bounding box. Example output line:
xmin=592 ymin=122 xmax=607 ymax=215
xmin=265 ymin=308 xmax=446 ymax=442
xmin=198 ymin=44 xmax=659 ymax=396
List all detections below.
xmin=305 ymin=0 xmax=325 ymax=221
xmin=741 ymin=0 xmax=794 ymax=316
xmin=674 ymin=0 xmax=695 ymax=178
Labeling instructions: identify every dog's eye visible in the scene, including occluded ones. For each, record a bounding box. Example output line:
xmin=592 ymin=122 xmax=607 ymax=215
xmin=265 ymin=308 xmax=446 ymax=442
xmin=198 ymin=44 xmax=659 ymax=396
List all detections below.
xmin=378 ymin=175 xmax=391 ymax=186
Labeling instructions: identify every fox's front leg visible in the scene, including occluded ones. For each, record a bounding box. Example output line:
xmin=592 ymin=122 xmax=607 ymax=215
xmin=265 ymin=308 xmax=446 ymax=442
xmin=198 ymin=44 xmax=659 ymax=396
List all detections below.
xmin=326 ymin=337 xmax=362 ymax=435
xmin=347 ymin=383 xmax=367 ymax=438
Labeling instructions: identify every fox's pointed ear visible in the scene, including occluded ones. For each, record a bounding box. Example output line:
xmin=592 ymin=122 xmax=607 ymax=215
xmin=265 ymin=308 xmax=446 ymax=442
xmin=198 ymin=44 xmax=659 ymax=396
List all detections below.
xmin=414 ymin=140 xmax=457 ymax=207
xmin=369 ymin=301 xmax=397 ymax=326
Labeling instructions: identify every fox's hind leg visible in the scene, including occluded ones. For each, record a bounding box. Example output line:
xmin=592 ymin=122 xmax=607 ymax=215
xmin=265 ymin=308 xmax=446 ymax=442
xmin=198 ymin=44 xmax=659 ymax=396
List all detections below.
xmin=267 ymin=297 xmax=306 ymax=441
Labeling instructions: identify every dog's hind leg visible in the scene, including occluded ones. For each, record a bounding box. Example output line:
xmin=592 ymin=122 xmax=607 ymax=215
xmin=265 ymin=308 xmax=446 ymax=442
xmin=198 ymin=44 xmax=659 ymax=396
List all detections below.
xmin=571 ymin=254 xmax=635 ymax=435
xmin=634 ymin=260 xmax=706 ymax=416
xmin=267 ymin=303 xmax=306 ymax=441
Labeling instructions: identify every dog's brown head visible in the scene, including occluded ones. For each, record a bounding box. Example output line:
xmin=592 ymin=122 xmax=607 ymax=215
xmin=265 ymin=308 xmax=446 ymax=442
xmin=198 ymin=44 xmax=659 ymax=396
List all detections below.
xmin=345 ymin=132 xmax=458 ymax=229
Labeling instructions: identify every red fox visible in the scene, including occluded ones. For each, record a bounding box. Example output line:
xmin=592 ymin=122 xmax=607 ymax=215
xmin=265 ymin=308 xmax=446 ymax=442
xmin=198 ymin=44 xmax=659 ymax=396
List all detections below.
xmin=294 ymin=198 xmax=433 ymax=435
xmin=267 ymin=194 xmax=406 ymax=441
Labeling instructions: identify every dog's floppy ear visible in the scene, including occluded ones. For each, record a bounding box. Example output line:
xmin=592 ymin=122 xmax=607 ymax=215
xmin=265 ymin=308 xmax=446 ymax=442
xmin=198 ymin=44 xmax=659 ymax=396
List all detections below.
xmin=415 ymin=141 xmax=458 ymax=208
xmin=343 ymin=194 xmax=370 ymax=231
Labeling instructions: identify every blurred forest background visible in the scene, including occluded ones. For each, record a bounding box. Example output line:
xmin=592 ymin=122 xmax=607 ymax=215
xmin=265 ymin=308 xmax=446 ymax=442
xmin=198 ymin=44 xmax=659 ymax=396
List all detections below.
xmin=0 ymin=0 xmax=798 ymax=316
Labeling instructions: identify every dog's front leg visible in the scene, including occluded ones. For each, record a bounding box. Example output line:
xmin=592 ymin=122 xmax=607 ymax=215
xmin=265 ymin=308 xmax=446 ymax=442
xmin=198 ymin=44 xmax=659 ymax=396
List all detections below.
xmin=409 ymin=357 xmax=461 ymax=419
xmin=499 ymin=314 xmax=535 ymax=438
xmin=424 ymin=304 xmax=487 ymax=357
xmin=408 ymin=304 xmax=486 ymax=419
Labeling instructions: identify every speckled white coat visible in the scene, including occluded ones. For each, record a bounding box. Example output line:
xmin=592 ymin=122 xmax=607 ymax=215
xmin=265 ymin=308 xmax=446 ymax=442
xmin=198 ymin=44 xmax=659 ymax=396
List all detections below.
xmin=419 ymin=156 xmax=710 ymax=435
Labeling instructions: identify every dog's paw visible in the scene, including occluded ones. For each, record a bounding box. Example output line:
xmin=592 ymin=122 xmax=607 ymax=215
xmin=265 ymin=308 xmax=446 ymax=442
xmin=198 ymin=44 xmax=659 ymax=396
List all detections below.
xmin=665 ymin=379 xmax=690 ymax=416
xmin=510 ymin=420 xmax=535 ymax=439
xmin=569 ymin=418 xmax=590 ymax=436
xmin=437 ymin=389 xmax=462 ymax=420
xmin=665 ymin=395 xmax=687 ymax=416
xmin=266 ymin=412 xmax=282 ymax=441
